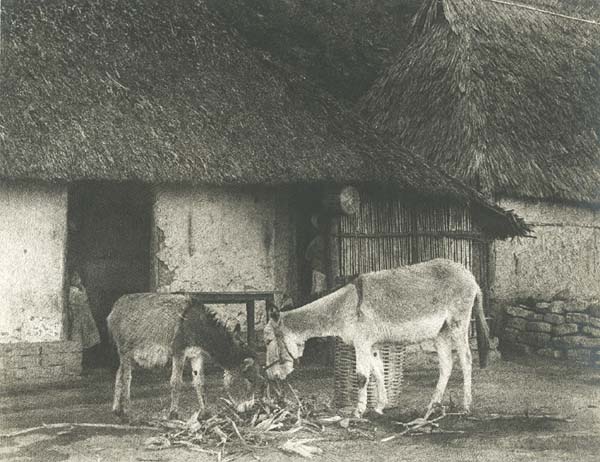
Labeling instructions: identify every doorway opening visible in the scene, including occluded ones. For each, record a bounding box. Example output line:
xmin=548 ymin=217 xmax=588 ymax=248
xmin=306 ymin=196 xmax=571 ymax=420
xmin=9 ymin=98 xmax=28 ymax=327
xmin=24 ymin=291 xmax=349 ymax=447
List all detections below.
xmin=67 ymin=182 xmax=152 ymax=369
xmin=290 ymin=185 xmax=335 ymax=368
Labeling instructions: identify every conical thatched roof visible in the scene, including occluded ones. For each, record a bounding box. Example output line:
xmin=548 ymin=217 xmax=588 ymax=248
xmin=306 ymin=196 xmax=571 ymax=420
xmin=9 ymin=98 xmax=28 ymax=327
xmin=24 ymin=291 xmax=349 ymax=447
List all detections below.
xmin=361 ymin=0 xmax=600 ymax=205
xmin=0 ymin=0 xmax=530 ymax=237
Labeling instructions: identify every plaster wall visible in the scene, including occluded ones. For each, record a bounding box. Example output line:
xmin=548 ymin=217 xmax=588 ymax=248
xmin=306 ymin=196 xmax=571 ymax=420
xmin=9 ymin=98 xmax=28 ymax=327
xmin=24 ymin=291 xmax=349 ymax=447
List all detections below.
xmin=152 ymin=185 xmax=297 ymax=329
xmin=493 ymin=198 xmax=600 ymax=302
xmin=0 ymin=182 xmax=68 ymax=343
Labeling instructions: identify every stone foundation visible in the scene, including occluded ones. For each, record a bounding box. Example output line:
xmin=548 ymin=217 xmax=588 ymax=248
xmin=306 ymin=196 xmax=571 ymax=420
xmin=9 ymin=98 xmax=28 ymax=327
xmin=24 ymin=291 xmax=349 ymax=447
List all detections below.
xmin=0 ymin=341 xmax=82 ymax=387
xmin=499 ymin=300 xmax=600 ymax=367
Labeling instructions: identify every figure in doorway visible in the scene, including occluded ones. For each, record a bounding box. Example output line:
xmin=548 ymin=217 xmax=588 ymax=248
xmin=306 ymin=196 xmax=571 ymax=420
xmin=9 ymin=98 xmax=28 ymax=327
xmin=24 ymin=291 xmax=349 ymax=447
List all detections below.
xmin=305 ymin=214 xmax=327 ymax=297
xmin=303 ymin=213 xmax=334 ymax=367
xmin=68 ymin=271 xmax=101 ymax=364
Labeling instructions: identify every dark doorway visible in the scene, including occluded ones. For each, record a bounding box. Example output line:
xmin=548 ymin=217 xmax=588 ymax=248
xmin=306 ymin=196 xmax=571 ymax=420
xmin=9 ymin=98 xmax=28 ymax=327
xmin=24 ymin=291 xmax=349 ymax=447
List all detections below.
xmin=67 ymin=182 xmax=152 ymax=369
xmin=290 ymin=185 xmax=335 ymax=368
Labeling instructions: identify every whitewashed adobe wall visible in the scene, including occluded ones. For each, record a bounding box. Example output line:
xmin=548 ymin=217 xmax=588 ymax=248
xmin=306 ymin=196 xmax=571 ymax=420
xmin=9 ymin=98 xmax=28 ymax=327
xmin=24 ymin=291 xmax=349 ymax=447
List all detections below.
xmin=0 ymin=182 xmax=68 ymax=343
xmin=152 ymin=185 xmax=297 ymax=330
xmin=493 ymin=198 xmax=600 ymax=302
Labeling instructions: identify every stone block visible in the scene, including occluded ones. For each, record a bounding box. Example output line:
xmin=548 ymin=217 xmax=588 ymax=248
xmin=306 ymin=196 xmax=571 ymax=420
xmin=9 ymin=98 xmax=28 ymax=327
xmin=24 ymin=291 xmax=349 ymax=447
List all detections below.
xmin=588 ymin=303 xmax=600 ymax=318
xmin=41 ymin=353 xmax=67 ymax=367
xmin=552 ymin=324 xmax=579 ymax=336
xmin=526 ymin=322 xmax=552 ymax=333
xmin=548 ymin=301 xmax=566 ymax=314
xmin=543 ymin=314 xmax=564 ymax=325
xmin=505 ymin=305 xmax=532 ymax=318
xmin=502 ymin=342 xmax=533 ymax=356
xmin=501 ymin=328 xmax=520 ymax=343
xmin=529 ymin=313 xmax=545 ymax=322
xmin=563 ymin=301 xmax=589 ymax=313
xmin=45 ymin=365 xmax=67 ymax=378
xmin=0 ymin=344 xmax=17 ymax=356
xmin=14 ymin=355 xmax=42 ymax=369
xmin=589 ymin=317 xmax=600 ymax=328
xmin=537 ymin=348 xmax=564 ymax=360
xmin=582 ymin=326 xmax=600 ymax=337
xmin=2 ymin=368 xmax=18 ymax=381
xmin=553 ymin=336 xmax=600 ymax=349
xmin=13 ymin=368 xmax=31 ymax=380
xmin=566 ymin=349 xmax=591 ymax=364
xmin=566 ymin=313 xmax=589 ymax=325
xmin=518 ymin=332 xmax=551 ymax=348
xmin=506 ymin=317 xmax=528 ymax=331
xmin=0 ymin=343 xmax=42 ymax=357
xmin=61 ymin=352 xmax=83 ymax=373
xmin=42 ymin=341 xmax=81 ymax=355
xmin=535 ymin=302 xmax=550 ymax=310
xmin=0 ymin=355 xmax=16 ymax=369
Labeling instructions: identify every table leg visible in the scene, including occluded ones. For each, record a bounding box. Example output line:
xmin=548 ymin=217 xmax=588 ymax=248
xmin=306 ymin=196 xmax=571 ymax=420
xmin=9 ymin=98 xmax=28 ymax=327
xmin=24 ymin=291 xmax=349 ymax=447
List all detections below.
xmin=246 ymin=301 xmax=255 ymax=350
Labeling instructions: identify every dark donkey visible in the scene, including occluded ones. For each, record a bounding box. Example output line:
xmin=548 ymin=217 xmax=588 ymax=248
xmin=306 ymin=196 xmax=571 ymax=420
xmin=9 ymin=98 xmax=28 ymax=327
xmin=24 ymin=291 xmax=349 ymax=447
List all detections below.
xmin=107 ymin=293 xmax=263 ymax=419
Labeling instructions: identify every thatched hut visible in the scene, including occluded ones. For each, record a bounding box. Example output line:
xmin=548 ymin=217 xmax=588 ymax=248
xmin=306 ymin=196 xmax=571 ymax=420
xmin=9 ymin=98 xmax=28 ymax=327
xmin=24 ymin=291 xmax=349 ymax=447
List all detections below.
xmin=361 ymin=0 xmax=600 ymax=364
xmin=0 ymin=0 xmax=528 ymax=384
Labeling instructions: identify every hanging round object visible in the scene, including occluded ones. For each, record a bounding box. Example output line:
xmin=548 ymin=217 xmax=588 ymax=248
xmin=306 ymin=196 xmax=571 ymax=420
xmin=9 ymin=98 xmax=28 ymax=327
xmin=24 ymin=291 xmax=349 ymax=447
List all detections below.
xmin=322 ymin=186 xmax=360 ymax=215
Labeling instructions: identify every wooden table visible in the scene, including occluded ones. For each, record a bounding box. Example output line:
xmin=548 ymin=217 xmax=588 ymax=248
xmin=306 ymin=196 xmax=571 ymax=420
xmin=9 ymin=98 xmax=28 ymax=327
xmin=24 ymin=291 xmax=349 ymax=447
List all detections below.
xmin=183 ymin=292 xmax=276 ymax=349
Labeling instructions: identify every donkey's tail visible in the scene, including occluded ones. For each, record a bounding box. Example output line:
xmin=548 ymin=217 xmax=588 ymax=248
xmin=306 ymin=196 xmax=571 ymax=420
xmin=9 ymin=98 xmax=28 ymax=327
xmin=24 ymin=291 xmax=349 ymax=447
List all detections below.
xmin=474 ymin=287 xmax=491 ymax=368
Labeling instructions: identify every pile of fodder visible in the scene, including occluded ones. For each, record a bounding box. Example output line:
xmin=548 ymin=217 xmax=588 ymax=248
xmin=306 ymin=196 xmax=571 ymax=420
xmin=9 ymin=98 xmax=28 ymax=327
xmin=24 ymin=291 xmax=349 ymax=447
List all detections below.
xmin=145 ymin=382 xmax=332 ymax=459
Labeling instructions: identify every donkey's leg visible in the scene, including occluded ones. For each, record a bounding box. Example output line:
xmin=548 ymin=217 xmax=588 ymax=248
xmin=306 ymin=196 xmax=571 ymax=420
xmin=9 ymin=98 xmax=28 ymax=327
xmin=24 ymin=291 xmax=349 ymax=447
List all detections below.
xmin=122 ymin=358 xmax=133 ymax=414
xmin=112 ymin=362 xmax=124 ymax=416
xmin=451 ymin=321 xmax=473 ymax=413
xmin=426 ymin=326 xmax=453 ymax=419
xmin=169 ymin=354 xmax=185 ymax=420
xmin=354 ymin=344 xmax=373 ymax=418
xmin=370 ymin=349 xmax=387 ymax=414
xmin=190 ymin=354 xmax=206 ymax=416
xmin=113 ymin=357 xmax=133 ymax=418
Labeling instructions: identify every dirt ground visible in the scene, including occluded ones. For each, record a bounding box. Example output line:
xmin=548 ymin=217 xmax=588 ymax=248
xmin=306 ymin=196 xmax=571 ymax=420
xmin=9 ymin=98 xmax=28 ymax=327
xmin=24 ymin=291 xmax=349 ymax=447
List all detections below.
xmin=1 ymin=354 xmax=599 ymax=462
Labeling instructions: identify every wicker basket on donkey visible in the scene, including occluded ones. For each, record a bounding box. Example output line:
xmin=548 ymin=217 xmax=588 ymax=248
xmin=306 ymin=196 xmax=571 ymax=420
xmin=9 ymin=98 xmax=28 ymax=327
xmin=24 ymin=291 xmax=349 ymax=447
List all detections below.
xmin=333 ymin=339 xmax=406 ymax=409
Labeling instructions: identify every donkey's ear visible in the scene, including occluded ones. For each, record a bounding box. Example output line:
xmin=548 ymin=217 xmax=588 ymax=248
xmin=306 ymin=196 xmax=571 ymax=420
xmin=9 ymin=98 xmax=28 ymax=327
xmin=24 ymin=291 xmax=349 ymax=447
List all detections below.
xmin=233 ymin=322 xmax=241 ymax=336
xmin=232 ymin=322 xmax=243 ymax=343
xmin=241 ymin=357 xmax=264 ymax=384
xmin=242 ymin=357 xmax=254 ymax=371
xmin=268 ymin=303 xmax=280 ymax=322
xmin=281 ymin=294 xmax=294 ymax=311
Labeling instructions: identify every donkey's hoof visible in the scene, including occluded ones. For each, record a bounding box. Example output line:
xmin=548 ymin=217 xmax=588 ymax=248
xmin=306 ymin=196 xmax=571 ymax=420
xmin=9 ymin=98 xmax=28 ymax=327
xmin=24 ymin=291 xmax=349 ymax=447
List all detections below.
xmin=168 ymin=410 xmax=179 ymax=420
xmin=353 ymin=409 xmax=365 ymax=419
xmin=113 ymin=409 xmax=129 ymax=422
xmin=424 ymin=402 xmax=444 ymax=420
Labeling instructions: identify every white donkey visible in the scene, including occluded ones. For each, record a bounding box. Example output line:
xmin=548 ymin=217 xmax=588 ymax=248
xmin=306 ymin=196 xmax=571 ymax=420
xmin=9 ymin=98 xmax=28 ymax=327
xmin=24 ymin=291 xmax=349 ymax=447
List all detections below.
xmin=264 ymin=258 xmax=490 ymax=418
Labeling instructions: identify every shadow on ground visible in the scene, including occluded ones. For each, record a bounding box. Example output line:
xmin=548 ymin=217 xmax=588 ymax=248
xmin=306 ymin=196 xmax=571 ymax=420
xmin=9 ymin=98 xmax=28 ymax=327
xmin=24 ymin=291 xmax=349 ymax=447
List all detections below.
xmin=1 ymin=355 xmax=599 ymax=461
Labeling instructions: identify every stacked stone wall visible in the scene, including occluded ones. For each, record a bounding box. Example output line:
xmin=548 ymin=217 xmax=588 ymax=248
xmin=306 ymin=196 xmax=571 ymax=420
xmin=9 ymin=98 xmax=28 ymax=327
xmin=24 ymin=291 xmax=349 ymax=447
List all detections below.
xmin=500 ymin=300 xmax=600 ymax=367
xmin=0 ymin=341 xmax=81 ymax=387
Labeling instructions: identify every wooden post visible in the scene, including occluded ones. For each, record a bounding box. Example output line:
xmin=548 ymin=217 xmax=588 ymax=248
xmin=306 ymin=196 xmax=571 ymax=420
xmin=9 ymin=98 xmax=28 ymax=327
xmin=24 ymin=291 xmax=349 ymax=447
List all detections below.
xmin=246 ymin=301 xmax=255 ymax=350
xmin=325 ymin=216 xmax=341 ymax=290
xmin=265 ymin=294 xmax=275 ymax=322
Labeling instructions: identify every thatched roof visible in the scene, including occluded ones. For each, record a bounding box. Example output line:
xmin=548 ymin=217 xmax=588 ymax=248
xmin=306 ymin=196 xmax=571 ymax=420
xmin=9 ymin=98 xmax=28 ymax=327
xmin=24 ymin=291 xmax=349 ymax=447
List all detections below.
xmin=208 ymin=0 xmax=421 ymax=102
xmin=361 ymin=0 xmax=600 ymax=205
xmin=0 ymin=0 xmax=530 ymax=237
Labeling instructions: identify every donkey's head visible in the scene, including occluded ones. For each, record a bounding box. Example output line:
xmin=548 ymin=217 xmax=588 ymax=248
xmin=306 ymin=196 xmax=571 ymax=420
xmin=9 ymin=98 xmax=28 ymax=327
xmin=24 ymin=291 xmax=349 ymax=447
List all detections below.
xmin=227 ymin=323 xmax=265 ymax=388
xmin=263 ymin=303 xmax=304 ymax=381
